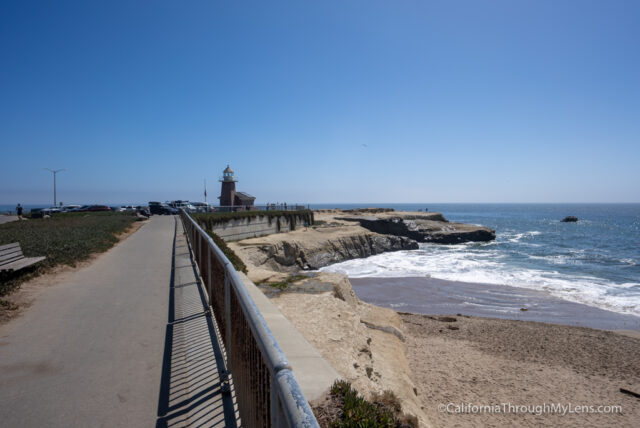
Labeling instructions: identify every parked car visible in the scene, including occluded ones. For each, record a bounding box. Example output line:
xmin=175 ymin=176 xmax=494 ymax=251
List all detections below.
xmin=190 ymin=202 xmax=210 ymax=213
xmin=87 ymin=205 xmax=111 ymax=212
xmin=61 ymin=205 xmax=81 ymax=212
xmin=136 ymin=206 xmax=151 ymax=217
xmin=168 ymin=200 xmax=187 ymax=209
xmin=29 ymin=208 xmax=48 ymax=218
xmin=148 ymin=202 xmax=177 ymax=215
xmin=168 ymin=200 xmax=198 ymax=212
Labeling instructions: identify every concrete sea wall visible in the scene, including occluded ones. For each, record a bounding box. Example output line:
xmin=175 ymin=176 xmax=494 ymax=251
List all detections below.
xmin=212 ymin=214 xmax=310 ymax=242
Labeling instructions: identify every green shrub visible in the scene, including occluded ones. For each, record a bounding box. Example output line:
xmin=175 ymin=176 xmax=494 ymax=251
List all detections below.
xmin=262 ymin=275 xmax=306 ymax=290
xmin=327 ymin=380 xmax=417 ymax=428
xmin=207 ymin=230 xmax=248 ymax=274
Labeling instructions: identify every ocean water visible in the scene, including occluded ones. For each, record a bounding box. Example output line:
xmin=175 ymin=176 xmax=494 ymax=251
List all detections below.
xmin=316 ymin=204 xmax=640 ymax=317
xmin=0 ymin=204 xmax=52 ymax=213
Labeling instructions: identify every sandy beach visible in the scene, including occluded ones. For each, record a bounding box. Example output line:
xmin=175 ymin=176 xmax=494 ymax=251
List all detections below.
xmin=353 ymin=276 xmax=640 ymax=426
xmin=401 ymin=312 xmax=640 ymax=427
xmin=263 ymin=272 xmax=640 ymax=427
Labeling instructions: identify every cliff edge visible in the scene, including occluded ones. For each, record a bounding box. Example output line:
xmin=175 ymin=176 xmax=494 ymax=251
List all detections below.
xmin=228 ymin=209 xmax=494 ymax=282
xmin=228 ymin=213 xmax=418 ymax=282
xmin=261 ymin=272 xmax=431 ymax=427
xmin=337 ymin=211 xmax=496 ymax=244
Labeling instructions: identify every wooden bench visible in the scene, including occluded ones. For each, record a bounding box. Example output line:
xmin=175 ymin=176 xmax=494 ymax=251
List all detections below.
xmin=0 ymin=243 xmax=46 ymax=273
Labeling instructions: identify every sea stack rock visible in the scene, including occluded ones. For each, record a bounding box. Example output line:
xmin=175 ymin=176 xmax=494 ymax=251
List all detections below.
xmin=561 ymin=216 xmax=578 ymax=223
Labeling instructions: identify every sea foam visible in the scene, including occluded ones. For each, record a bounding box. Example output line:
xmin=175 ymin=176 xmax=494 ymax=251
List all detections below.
xmin=320 ymin=243 xmax=640 ymax=317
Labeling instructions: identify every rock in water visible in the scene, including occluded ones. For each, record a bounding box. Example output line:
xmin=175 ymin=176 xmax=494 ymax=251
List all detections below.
xmin=561 ymin=216 xmax=578 ymax=223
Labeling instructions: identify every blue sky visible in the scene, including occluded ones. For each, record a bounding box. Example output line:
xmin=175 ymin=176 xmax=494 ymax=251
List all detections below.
xmin=1 ymin=0 xmax=639 ymax=205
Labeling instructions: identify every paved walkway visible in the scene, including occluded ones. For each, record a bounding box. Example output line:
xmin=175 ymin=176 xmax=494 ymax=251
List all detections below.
xmin=157 ymin=219 xmax=237 ymax=427
xmin=0 ymin=215 xmax=235 ymax=427
xmin=0 ymin=215 xmax=18 ymax=225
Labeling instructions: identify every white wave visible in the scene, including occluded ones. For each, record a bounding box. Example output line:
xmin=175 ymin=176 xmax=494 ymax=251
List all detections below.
xmin=389 ymin=303 xmax=408 ymax=309
xmin=320 ymin=247 xmax=640 ymax=317
xmin=504 ymin=230 xmax=542 ymax=243
xmin=497 ymin=231 xmax=544 ymax=246
xmin=526 ymin=254 xmax=583 ymax=265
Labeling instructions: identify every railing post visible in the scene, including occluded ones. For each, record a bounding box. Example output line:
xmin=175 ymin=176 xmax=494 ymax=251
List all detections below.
xmin=271 ymin=378 xmax=283 ymax=428
xmin=207 ymin=245 xmax=212 ymax=307
xmin=224 ymin=267 xmax=232 ymax=366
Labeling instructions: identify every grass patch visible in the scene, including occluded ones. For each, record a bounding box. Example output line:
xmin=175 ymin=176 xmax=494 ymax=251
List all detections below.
xmin=207 ymin=230 xmax=248 ymax=274
xmin=313 ymin=380 xmax=417 ymax=428
xmin=0 ymin=212 xmax=137 ymax=296
xmin=263 ymin=274 xmax=307 ymax=290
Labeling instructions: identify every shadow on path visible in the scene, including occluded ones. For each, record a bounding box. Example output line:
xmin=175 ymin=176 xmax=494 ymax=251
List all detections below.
xmin=156 ymin=217 xmax=239 ymax=428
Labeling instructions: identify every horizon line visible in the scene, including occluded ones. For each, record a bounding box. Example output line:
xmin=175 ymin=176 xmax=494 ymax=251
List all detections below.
xmin=2 ymin=201 xmax=640 ymax=206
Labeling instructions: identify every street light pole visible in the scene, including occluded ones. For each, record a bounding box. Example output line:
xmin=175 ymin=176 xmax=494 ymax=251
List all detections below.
xmin=44 ymin=168 xmax=65 ymax=207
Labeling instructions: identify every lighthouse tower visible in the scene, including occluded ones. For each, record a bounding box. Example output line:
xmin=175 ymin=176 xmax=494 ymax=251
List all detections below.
xmin=219 ymin=165 xmax=237 ymax=207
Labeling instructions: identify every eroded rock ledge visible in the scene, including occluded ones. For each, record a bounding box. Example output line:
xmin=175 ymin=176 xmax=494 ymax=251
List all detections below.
xmin=245 ymin=233 xmax=418 ymax=272
xmin=337 ymin=212 xmax=496 ymax=244
xmin=263 ymin=272 xmax=430 ymax=426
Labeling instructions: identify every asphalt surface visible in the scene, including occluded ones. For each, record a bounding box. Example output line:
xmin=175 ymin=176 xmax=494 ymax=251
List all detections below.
xmin=0 ymin=215 xmax=175 ymax=427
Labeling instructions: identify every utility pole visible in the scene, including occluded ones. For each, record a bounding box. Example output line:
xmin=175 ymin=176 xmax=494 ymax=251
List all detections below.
xmin=44 ymin=168 xmax=65 ymax=207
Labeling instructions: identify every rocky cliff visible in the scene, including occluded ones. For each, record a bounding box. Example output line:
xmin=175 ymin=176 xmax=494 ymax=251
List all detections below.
xmin=337 ymin=213 xmax=496 ymax=244
xmin=233 ymin=232 xmax=418 ymax=274
xmin=228 ymin=210 xmax=495 ymax=281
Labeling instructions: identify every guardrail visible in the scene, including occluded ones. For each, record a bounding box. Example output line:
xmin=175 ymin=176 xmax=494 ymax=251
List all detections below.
xmin=180 ymin=209 xmax=319 ymax=428
xmin=215 ymin=204 xmax=308 ymax=212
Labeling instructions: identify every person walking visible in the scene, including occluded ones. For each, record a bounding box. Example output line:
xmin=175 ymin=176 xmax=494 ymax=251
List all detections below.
xmin=16 ymin=203 xmax=23 ymax=220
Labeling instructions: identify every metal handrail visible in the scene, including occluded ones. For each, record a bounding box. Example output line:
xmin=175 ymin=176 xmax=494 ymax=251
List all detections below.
xmin=213 ymin=205 xmax=308 ymax=212
xmin=179 ymin=209 xmax=319 ymax=428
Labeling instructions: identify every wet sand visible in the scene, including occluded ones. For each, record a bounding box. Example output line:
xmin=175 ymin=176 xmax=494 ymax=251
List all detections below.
xmin=350 ymin=277 xmax=640 ymax=331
